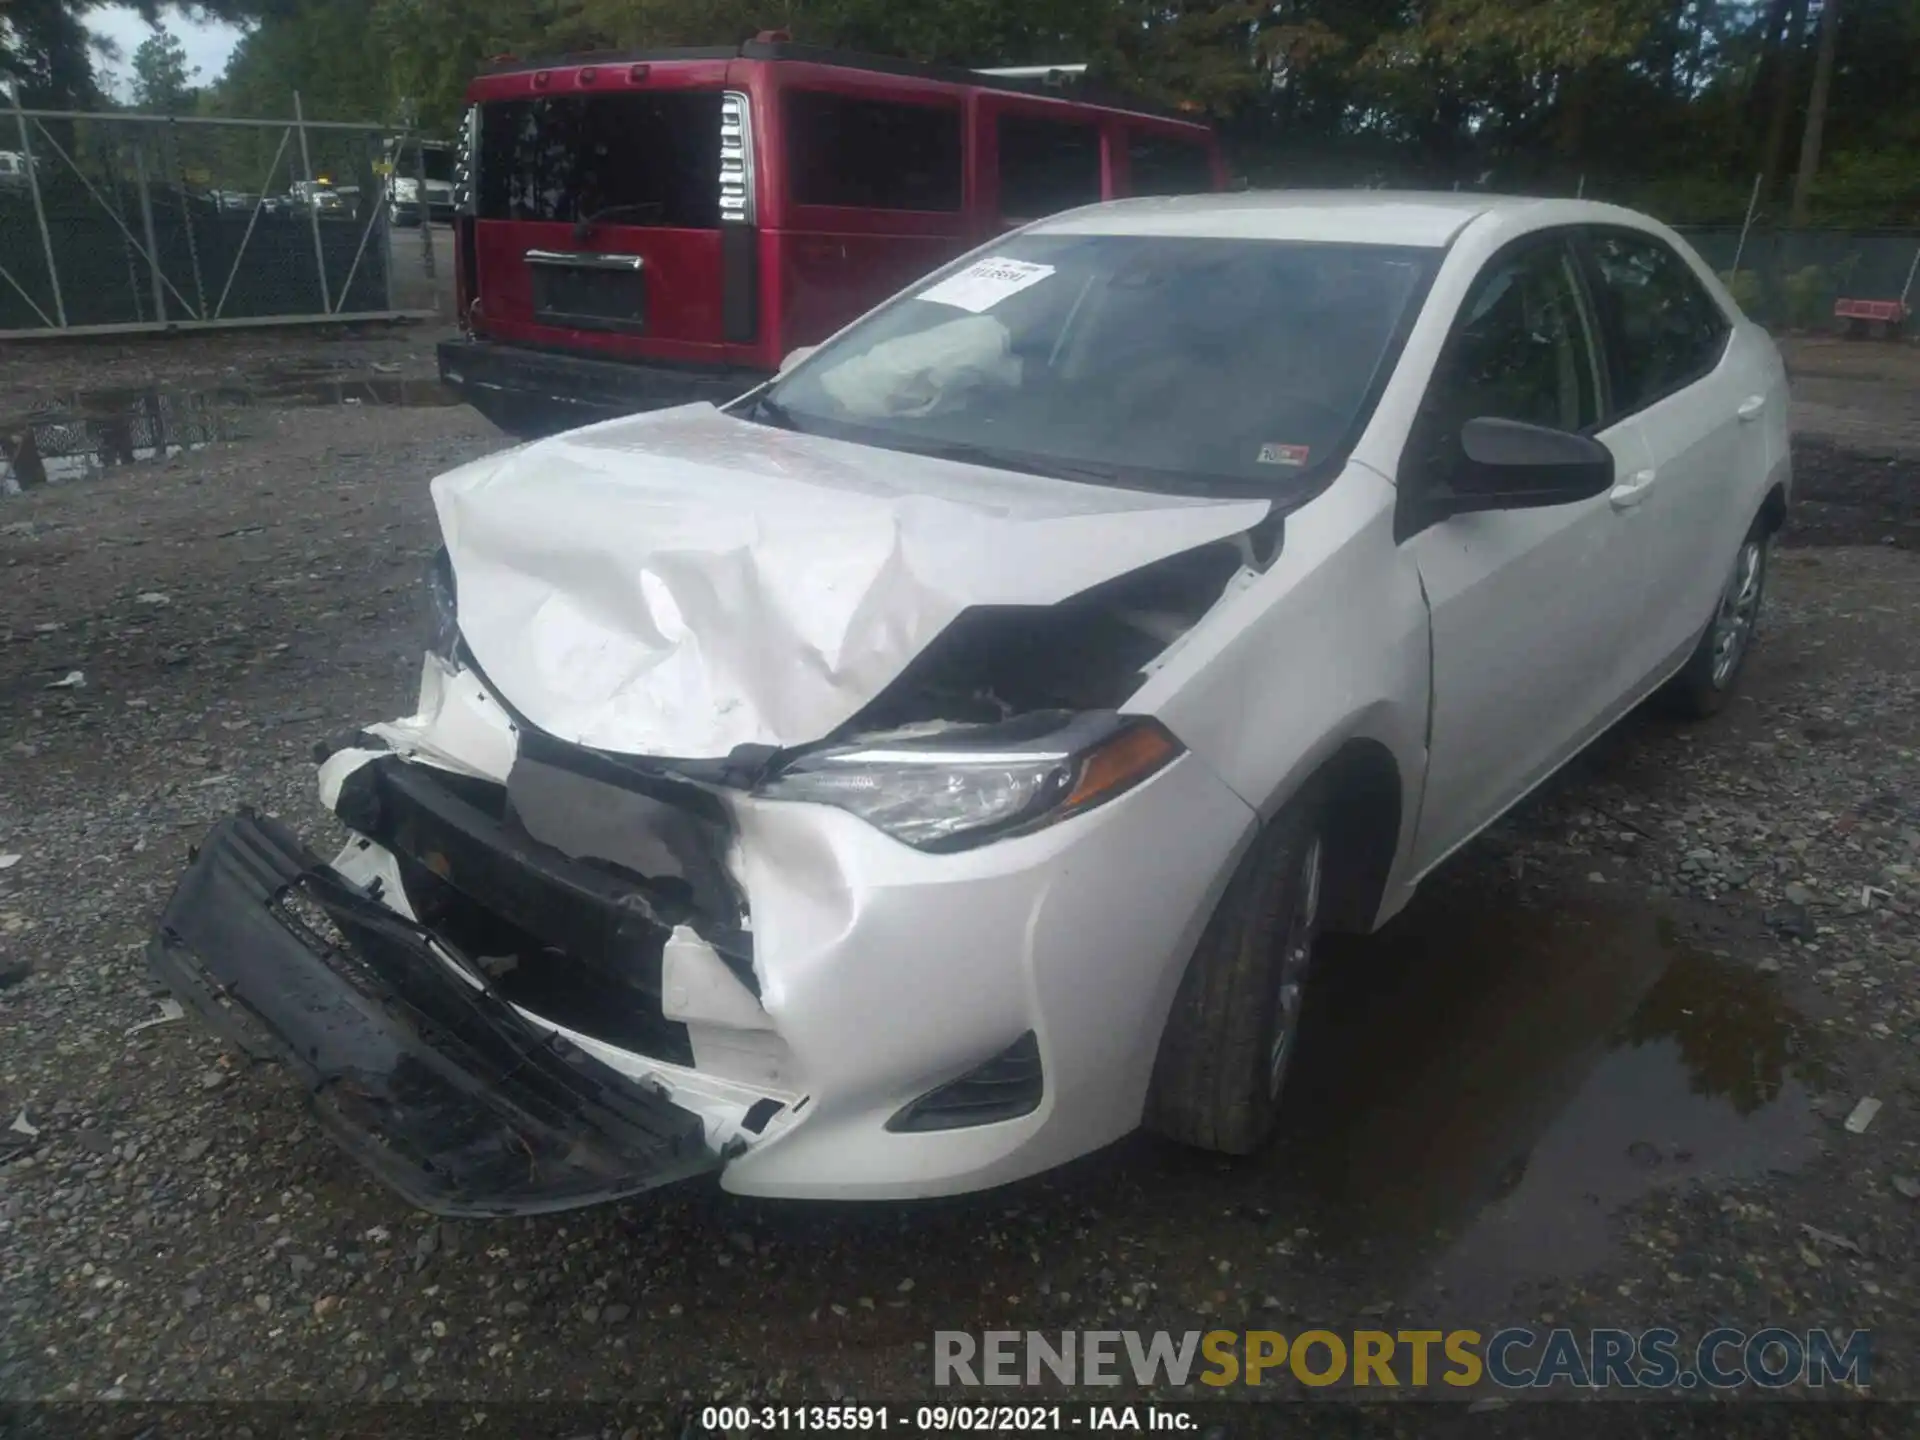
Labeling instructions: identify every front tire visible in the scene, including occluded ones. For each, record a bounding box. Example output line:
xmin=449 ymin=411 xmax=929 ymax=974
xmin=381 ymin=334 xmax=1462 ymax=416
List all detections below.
xmin=1660 ymin=515 xmax=1771 ymax=719
xmin=1147 ymin=795 xmax=1325 ymax=1155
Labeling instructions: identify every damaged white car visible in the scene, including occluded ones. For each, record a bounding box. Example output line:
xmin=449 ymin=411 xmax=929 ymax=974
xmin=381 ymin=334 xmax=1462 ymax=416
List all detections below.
xmin=149 ymin=194 xmax=1790 ymax=1216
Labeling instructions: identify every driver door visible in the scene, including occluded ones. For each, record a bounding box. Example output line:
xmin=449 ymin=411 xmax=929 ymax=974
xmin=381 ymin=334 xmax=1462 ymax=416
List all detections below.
xmin=1403 ymin=231 xmax=1655 ymax=875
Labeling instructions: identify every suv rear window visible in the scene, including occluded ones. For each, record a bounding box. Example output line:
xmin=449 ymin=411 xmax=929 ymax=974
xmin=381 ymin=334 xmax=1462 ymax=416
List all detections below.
xmin=996 ymin=113 xmax=1102 ymax=218
xmin=785 ymin=91 xmax=962 ymax=211
xmin=1127 ymin=132 xmax=1212 ymax=195
xmin=477 ymin=93 xmax=722 ymax=229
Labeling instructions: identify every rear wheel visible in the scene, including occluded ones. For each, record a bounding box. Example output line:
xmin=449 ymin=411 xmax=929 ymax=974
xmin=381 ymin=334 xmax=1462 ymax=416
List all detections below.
xmin=1147 ymin=794 xmax=1325 ymax=1155
xmin=1659 ymin=515 xmax=1770 ymax=719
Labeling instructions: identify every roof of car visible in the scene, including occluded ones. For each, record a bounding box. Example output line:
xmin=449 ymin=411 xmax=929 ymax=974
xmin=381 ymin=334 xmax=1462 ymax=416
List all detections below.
xmin=1037 ymin=191 xmax=1637 ymax=248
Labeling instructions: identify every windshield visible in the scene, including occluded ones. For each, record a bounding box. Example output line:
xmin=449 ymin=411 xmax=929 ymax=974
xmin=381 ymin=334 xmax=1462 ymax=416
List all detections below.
xmin=757 ymin=234 xmax=1436 ymax=496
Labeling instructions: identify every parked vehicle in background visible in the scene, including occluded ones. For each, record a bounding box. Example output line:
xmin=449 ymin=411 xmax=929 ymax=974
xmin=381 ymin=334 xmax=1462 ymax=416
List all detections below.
xmin=288 ymin=180 xmax=350 ymax=217
xmin=387 ymin=137 xmax=456 ymax=226
xmin=436 ymin=35 xmax=1226 ymax=435
xmin=0 ymin=150 xmax=35 ymax=191
xmin=151 ymin=193 xmax=1790 ymax=1216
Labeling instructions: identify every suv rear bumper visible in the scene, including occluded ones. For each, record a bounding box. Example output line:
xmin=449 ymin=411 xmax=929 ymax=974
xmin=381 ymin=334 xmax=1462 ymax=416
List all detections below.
xmin=148 ymin=810 xmax=720 ymax=1217
xmin=438 ymin=337 xmax=766 ymax=436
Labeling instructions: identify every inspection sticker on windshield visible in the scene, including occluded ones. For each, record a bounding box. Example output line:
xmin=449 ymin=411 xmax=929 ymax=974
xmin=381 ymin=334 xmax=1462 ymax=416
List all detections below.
xmin=1257 ymin=443 xmax=1311 ymax=467
xmin=917 ymin=257 xmax=1056 ymax=313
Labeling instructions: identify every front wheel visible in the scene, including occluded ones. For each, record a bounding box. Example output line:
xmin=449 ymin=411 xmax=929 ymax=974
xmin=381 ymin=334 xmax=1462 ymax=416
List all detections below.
xmin=1659 ymin=516 xmax=1771 ymax=719
xmin=1146 ymin=795 xmax=1325 ymax=1155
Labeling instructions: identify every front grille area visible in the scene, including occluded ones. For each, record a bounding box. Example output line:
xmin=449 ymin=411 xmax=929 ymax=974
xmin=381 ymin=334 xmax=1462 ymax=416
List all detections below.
xmin=335 ymin=757 xmax=749 ymax=1065
xmin=887 ymin=1032 xmax=1044 ymax=1133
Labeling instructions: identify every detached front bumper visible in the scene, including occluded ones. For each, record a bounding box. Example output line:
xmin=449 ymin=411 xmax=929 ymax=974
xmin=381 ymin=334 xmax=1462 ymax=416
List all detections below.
xmin=148 ymin=810 xmax=720 ymax=1217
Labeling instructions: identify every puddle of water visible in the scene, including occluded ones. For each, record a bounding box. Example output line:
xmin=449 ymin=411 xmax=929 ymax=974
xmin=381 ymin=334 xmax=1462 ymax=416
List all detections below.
xmin=1278 ymin=895 xmax=1825 ymax=1314
xmin=1 ymin=373 xmax=460 ymax=495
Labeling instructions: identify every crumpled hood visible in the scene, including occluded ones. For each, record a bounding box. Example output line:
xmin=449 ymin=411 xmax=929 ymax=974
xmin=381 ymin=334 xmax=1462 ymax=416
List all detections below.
xmin=432 ymin=404 xmax=1270 ymax=759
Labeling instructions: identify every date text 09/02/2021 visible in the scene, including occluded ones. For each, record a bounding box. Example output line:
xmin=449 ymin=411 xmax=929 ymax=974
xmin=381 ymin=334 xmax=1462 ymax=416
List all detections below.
xmin=699 ymin=1407 xmax=1194 ymax=1431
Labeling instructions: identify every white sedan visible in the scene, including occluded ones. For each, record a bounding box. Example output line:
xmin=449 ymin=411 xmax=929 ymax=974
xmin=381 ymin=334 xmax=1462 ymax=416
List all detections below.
xmin=149 ymin=192 xmax=1789 ymax=1215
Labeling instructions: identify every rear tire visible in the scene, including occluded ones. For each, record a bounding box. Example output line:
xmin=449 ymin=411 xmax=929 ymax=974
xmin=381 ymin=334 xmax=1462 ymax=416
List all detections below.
xmin=1659 ymin=515 xmax=1770 ymax=720
xmin=1147 ymin=793 xmax=1325 ymax=1155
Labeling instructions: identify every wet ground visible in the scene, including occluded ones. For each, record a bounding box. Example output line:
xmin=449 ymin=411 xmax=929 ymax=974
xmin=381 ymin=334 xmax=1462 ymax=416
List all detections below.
xmin=1 ymin=370 xmax=460 ymax=492
xmin=1 ymin=327 xmax=1918 ymax=1411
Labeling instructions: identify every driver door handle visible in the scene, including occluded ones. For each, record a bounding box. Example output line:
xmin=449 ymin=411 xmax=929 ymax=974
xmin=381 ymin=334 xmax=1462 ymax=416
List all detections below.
xmin=1737 ymin=394 xmax=1767 ymax=422
xmin=1610 ymin=468 xmax=1656 ymax=509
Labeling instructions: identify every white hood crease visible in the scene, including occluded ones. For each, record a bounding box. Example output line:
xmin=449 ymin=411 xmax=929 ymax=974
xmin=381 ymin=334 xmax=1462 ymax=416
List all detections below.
xmin=432 ymin=404 xmax=1271 ymax=759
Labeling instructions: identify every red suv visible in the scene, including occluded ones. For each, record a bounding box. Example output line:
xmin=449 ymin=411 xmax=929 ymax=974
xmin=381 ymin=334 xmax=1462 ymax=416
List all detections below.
xmin=438 ymin=36 xmax=1226 ymax=434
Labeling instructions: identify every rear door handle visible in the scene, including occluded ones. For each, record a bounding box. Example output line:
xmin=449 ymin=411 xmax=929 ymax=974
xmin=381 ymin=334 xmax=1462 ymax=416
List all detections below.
xmin=1737 ymin=394 xmax=1766 ymax=422
xmin=1609 ymin=468 xmax=1656 ymax=509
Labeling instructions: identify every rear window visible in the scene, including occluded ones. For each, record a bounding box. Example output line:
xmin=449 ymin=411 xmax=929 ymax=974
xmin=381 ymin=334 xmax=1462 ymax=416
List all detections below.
xmin=1127 ymin=132 xmax=1213 ymax=196
xmin=477 ymin=93 xmax=722 ymax=228
xmin=996 ymin=113 xmax=1102 ymax=218
xmin=785 ymin=91 xmax=961 ymax=211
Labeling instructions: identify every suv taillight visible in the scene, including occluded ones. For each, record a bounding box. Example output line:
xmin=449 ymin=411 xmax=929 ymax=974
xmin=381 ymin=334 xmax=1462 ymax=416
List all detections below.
xmin=719 ymin=91 xmax=754 ymax=224
xmin=454 ymin=105 xmax=477 ymax=216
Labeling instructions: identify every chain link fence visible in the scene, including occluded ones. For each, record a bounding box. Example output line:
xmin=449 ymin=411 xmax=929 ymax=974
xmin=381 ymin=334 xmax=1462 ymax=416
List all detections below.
xmin=2 ymin=97 xmax=438 ymax=336
xmin=1677 ymin=228 xmax=1918 ymax=333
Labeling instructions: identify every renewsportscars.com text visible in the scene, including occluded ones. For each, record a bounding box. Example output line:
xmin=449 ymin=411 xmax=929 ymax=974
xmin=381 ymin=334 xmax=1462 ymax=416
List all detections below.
xmin=933 ymin=1327 xmax=1872 ymax=1390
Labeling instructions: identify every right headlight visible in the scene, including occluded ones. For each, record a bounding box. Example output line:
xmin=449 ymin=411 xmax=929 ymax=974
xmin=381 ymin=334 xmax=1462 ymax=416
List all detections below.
xmin=754 ymin=713 xmax=1181 ymax=852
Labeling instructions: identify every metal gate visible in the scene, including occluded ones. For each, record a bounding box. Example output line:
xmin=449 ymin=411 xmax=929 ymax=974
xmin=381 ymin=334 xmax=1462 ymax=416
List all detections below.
xmin=2 ymin=91 xmax=435 ymax=336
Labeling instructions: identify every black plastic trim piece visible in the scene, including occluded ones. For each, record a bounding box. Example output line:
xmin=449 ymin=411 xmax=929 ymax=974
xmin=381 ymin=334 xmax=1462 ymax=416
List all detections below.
xmin=721 ymin=223 xmax=760 ymax=344
xmin=146 ymin=810 xmax=719 ymax=1217
xmin=886 ymin=1031 xmax=1044 ymax=1133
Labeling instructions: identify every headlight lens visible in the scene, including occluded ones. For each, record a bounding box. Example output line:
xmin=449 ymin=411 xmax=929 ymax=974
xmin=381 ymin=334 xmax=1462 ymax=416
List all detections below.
xmin=424 ymin=546 xmax=458 ymax=661
xmin=755 ymin=715 xmax=1181 ymax=851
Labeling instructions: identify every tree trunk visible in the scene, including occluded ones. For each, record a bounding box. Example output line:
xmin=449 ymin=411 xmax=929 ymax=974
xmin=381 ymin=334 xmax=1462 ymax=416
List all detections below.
xmin=1789 ymin=0 xmax=1841 ymax=227
xmin=1747 ymin=0 xmax=1791 ymax=132
xmin=1760 ymin=0 xmax=1809 ymax=205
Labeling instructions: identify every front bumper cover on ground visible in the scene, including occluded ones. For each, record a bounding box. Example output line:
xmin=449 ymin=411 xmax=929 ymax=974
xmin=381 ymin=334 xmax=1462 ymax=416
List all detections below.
xmin=147 ymin=810 xmax=721 ymax=1217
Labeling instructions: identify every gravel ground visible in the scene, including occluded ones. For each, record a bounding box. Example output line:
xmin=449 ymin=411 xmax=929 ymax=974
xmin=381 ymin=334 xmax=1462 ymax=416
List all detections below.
xmin=2 ymin=328 xmax=1918 ymax=1417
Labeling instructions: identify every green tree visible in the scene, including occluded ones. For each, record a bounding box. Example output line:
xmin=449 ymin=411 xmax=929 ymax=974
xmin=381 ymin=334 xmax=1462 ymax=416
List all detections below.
xmin=16 ymin=0 xmax=1912 ymax=225
xmin=1 ymin=0 xmax=108 ymax=108
xmin=131 ymin=22 xmax=198 ymax=110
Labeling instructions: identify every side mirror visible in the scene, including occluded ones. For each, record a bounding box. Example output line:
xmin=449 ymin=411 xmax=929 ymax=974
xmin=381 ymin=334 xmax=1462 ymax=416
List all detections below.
xmin=777 ymin=345 xmax=817 ymax=377
xmin=1431 ymin=417 xmax=1614 ymax=518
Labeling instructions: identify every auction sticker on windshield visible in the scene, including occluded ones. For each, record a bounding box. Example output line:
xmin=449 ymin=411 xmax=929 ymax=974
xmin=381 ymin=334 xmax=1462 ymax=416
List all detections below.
xmin=918 ymin=258 xmax=1056 ymax=313
xmin=1258 ymin=442 xmax=1311 ymax=467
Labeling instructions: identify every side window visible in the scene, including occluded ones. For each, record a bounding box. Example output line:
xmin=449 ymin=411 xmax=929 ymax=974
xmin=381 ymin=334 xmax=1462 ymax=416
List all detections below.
xmin=784 ymin=92 xmax=962 ymax=212
xmin=1126 ymin=132 xmax=1213 ymax=196
xmin=996 ymin=113 xmax=1101 ymax=219
xmin=1585 ymin=230 xmax=1730 ymax=411
xmin=1415 ymin=239 xmax=1604 ymax=489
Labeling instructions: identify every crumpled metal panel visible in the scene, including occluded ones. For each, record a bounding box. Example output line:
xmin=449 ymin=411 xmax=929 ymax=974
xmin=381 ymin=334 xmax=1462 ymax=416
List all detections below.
xmin=431 ymin=404 xmax=1270 ymax=758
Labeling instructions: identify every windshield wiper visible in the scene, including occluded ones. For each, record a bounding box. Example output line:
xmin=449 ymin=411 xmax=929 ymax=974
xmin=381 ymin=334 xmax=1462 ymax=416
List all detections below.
xmin=571 ymin=201 xmax=664 ymax=240
xmin=745 ymin=393 xmax=806 ymax=433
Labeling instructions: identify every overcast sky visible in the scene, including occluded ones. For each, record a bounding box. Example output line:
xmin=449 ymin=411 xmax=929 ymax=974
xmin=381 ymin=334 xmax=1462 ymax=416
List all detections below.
xmin=88 ymin=4 xmax=249 ymax=99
